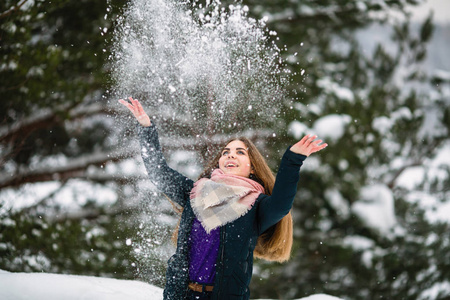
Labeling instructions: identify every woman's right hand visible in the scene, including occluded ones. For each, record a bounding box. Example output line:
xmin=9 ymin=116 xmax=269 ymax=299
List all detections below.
xmin=118 ymin=97 xmax=151 ymax=127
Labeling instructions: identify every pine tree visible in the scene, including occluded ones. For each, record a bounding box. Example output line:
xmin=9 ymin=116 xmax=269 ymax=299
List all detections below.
xmin=0 ymin=0 xmax=139 ymax=279
xmin=237 ymin=0 xmax=450 ymax=299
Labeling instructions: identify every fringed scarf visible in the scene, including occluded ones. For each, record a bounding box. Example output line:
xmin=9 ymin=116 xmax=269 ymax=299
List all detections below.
xmin=190 ymin=169 xmax=265 ymax=234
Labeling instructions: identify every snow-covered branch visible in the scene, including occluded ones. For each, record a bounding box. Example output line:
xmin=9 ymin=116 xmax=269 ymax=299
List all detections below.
xmin=69 ymin=103 xmax=116 ymax=119
xmin=0 ymin=102 xmax=114 ymax=144
xmin=20 ymin=180 xmax=69 ymax=213
xmin=265 ymin=6 xmax=370 ymax=25
xmin=387 ymin=161 xmax=423 ymax=189
xmin=0 ymin=103 xmax=71 ymax=143
xmin=0 ymin=148 xmax=138 ymax=189
xmin=49 ymin=203 xmax=140 ymax=223
xmin=263 ymin=0 xmax=414 ymax=27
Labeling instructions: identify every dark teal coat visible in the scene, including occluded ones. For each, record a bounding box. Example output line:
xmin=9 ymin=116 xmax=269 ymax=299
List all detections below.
xmin=138 ymin=124 xmax=306 ymax=300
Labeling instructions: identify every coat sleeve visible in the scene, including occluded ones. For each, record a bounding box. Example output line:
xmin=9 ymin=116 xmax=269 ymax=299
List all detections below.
xmin=138 ymin=123 xmax=194 ymax=207
xmin=257 ymin=147 xmax=306 ymax=235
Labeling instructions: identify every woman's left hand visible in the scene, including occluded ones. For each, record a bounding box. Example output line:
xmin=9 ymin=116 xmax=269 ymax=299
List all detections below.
xmin=290 ymin=134 xmax=327 ymax=156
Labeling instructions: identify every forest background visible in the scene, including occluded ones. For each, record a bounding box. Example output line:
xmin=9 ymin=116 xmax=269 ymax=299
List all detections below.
xmin=1 ymin=0 xmax=449 ymax=299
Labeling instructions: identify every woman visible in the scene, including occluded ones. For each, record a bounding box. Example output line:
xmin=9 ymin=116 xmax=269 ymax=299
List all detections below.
xmin=119 ymin=97 xmax=327 ymax=300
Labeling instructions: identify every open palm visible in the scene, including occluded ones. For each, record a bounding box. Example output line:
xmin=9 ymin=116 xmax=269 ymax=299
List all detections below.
xmin=290 ymin=134 xmax=327 ymax=156
xmin=118 ymin=97 xmax=151 ymax=127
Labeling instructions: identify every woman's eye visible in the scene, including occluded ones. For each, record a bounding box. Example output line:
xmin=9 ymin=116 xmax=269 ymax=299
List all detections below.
xmin=237 ymin=150 xmax=245 ymax=155
xmin=222 ymin=151 xmax=229 ymax=156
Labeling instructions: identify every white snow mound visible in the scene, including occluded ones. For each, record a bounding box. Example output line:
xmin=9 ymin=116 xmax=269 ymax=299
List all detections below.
xmin=0 ymin=270 xmax=163 ymax=300
xmin=0 ymin=269 xmax=344 ymax=300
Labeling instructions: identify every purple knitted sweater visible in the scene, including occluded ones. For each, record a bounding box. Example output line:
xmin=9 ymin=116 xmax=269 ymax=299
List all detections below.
xmin=188 ymin=218 xmax=220 ymax=284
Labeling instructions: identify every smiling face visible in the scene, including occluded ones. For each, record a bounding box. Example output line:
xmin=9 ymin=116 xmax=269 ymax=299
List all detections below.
xmin=218 ymin=140 xmax=253 ymax=178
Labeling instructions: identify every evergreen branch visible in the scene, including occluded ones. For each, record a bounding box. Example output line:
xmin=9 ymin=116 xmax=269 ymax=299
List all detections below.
xmin=387 ymin=161 xmax=423 ymax=189
xmin=69 ymin=103 xmax=117 ymax=119
xmin=265 ymin=6 xmax=375 ymax=26
xmin=387 ymin=138 xmax=444 ymax=189
xmin=0 ymin=102 xmax=76 ymax=143
xmin=21 ymin=180 xmax=69 ymax=213
xmin=50 ymin=203 xmax=141 ymax=223
xmin=0 ymin=149 xmax=137 ymax=189
xmin=84 ymin=173 xmax=144 ymax=184
xmin=264 ymin=1 xmax=416 ymax=28
xmin=0 ymin=0 xmax=28 ymax=20
xmin=0 ymin=102 xmax=115 ymax=144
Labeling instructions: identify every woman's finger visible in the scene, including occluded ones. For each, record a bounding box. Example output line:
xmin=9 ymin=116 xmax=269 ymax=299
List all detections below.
xmin=310 ymin=139 xmax=326 ymax=148
xmin=129 ymin=97 xmax=140 ymax=108
xmin=130 ymin=98 xmax=146 ymax=115
xmin=129 ymin=97 xmax=139 ymax=108
xmin=135 ymin=100 xmax=145 ymax=115
xmin=299 ymin=135 xmax=309 ymax=145
xmin=307 ymin=135 xmax=317 ymax=144
xmin=291 ymin=134 xmax=327 ymax=156
xmin=312 ymin=139 xmax=323 ymax=146
xmin=311 ymin=143 xmax=328 ymax=153
xmin=118 ymin=99 xmax=134 ymax=111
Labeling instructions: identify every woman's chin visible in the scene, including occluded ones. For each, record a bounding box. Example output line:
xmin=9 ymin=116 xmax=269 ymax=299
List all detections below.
xmin=221 ymin=168 xmax=250 ymax=178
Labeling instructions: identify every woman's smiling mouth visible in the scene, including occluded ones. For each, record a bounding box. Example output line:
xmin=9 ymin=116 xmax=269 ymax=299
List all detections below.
xmin=225 ymin=162 xmax=238 ymax=168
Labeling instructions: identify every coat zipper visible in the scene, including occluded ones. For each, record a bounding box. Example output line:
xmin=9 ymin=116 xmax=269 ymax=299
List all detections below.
xmin=216 ymin=225 xmax=226 ymax=299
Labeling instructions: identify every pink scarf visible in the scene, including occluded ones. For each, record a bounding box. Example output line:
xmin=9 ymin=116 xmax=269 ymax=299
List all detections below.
xmin=190 ymin=169 xmax=264 ymax=233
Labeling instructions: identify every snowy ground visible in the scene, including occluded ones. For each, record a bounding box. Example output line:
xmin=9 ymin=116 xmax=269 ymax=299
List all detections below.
xmin=0 ymin=269 xmax=343 ymax=300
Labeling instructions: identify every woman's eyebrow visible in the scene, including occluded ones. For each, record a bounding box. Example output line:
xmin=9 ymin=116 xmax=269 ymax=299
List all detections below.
xmin=223 ymin=147 xmax=248 ymax=151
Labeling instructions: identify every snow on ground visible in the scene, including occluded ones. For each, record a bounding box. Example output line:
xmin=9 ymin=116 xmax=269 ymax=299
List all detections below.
xmin=0 ymin=269 xmax=344 ymax=300
xmin=0 ymin=269 xmax=163 ymax=300
xmin=285 ymin=295 xmax=344 ymax=300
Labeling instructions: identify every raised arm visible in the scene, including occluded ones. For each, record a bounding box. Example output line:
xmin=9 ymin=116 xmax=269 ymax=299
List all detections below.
xmin=257 ymin=134 xmax=327 ymax=234
xmin=119 ymin=97 xmax=194 ymax=207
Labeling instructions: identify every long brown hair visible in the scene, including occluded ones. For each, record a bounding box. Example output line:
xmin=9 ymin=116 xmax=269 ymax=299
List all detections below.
xmin=172 ymin=137 xmax=293 ymax=262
